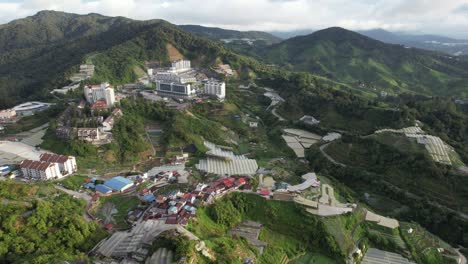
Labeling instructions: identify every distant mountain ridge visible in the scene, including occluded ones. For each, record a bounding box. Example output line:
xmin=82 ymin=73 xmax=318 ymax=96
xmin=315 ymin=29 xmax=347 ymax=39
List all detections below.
xmin=178 ymin=24 xmax=282 ymax=45
xmin=260 ymin=27 xmax=468 ymax=96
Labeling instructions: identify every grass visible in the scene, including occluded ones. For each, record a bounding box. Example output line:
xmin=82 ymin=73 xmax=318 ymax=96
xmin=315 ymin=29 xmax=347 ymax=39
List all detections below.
xmin=59 ymin=175 xmax=89 ymax=191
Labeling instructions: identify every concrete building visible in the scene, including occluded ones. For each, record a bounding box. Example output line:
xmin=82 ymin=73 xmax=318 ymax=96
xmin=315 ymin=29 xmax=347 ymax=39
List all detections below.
xmin=77 ymin=128 xmax=101 ymax=142
xmin=156 ymin=81 xmax=196 ymax=98
xmin=204 ymin=79 xmax=226 ymax=100
xmin=39 ymin=153 xmax=77 ymax=176
xmin=0 ymin=109 xmax=16 ymax=120
xmin=170 ymin=60 xmax=191 ymax=73
xmin=84 ymin=83 xmax=115 ymax=107
xmin=52 ymin=83 xmax=80 ymax=95
xmin=12 ymin=102 xmax=51 ymax=116
xmin=20 ymin=160 xmax=62 ymax=180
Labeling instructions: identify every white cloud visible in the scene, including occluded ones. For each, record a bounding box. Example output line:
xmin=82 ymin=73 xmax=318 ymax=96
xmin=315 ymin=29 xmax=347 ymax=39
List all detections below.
xmin=1 ymin=0 xmax=468 ymax=38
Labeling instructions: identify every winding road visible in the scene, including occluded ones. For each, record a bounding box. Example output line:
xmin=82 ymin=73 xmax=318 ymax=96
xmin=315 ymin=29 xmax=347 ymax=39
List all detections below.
xmin=319 ymin=143 xmax=347 ymax=167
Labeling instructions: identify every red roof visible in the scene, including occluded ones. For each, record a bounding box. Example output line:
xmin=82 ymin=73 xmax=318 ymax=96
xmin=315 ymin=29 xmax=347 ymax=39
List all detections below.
xmin=40 ymin=153 xmax=69 ymax=164
xmin=92 ymin=194 xmax=100 ymax=201
xmin=237 ymin=178 xmax=246 ymax=183
xmin=91 ymin=100 xmax=109 ymax=110
xmin=165 ymin=217 xmax=177 ymax=225
xmin=20 ymin=160 xmax=54 ymax=172
xmin=259 ymin=189 xmax=270 ymax=196
xmin=105 ymin=224 xmax=113 ymax=230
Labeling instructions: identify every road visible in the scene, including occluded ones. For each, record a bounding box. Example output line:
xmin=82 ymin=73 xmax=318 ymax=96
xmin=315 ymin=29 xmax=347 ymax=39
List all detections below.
xmin=319 ymin=143 xmax=347 ymax=167
xmin=271 ymin=107 xmax=286 ymax=121
xmin=456 ymin=248 xmax=467 ymax=264
xmin=54 ymin=185 xmax=92 ymax=222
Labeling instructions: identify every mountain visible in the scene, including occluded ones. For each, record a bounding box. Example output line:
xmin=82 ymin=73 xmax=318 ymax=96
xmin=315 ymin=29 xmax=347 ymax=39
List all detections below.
xmin=0 ymin=11 xmax=274 ymax=108
xmin=359 ymin=28 xmax=468 ymax=56
xmin=178 ymin=24 xmax=282 ymax=45
xmin=268 ymin=29 xmax=316 ymax=39
xmin=261 ymin=27 xmax=468 ymax=97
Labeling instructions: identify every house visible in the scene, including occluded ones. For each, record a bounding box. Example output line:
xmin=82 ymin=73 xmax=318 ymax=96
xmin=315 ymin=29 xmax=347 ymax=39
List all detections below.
xmin=154 ymin=203 xmax=170 ymax=214
xmin=249 ymin=122 xmax=258 ymax=128
xmin=259 ymin=189 xmax=270 ymax=197
xmin=168 ymin=206 xmax=178 ymax=215
xmin=39 ymin=153 xmax=77 ymax=176
xmin=20 ymin=160 xmax=62 ymax=180
xmin=165 ymin=217 xmax=178 ymax=225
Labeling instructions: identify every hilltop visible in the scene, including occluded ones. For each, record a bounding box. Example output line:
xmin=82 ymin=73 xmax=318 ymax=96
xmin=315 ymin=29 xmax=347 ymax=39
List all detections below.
xmin=0 ymin=11 xmax=274 ymax=108
xmin=260 ymin=27 xmax=468 ymax=97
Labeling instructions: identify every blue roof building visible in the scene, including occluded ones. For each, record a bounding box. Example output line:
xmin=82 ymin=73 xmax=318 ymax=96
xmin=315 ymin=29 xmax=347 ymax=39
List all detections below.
xmin=84 ymin=182 xmax=96 ymax=189
xmin=96 ymin=184 xmax=112 ymax=194
xmin=143 ymin=194 xmax=156 ymax=202
xmin=104 ymin=176 xmax=134 ymax=192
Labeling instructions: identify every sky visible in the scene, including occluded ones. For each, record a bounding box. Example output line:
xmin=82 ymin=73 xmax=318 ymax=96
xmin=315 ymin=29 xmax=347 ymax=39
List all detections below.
xmin=1 ymin=0 xmax=468 ymax=38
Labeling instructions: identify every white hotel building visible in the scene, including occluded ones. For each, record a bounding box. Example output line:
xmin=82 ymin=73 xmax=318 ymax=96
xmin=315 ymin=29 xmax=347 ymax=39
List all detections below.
xmin=84 ymin=82 xmax=116 ymax=106
xmin=204 ymin=79 xmax=226 ymax=100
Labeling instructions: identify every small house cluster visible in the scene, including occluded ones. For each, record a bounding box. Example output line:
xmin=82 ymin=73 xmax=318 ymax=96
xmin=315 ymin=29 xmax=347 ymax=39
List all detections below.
xmin=140 ymin=176 xmax=250 ymax=226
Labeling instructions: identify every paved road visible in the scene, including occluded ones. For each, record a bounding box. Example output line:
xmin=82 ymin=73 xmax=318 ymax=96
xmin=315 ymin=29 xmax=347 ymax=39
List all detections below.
xmin=271 ymin=107 xmax=286 ymax=121
xmin=456 ymin=248 xmax=467 ymax=264
xmin=319 ymin=143 xmax=347 ymax=167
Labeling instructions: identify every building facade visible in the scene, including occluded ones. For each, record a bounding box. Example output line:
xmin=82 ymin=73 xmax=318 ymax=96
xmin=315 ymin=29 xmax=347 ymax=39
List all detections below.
xmin=0 ymin=109 xmax=16 ymax=120
xmin=20 ymin=160 xmax=62 ymax=180
xmin=39 ymin=153 xmax=77 ymax=176
xmin=84 ymin=83 xmax=115 ymax=107
xmin=170 ymin=60 xmax=191 ymax=72
xmin=204 ymin=79 xmax=226 ymax=100
xmin=156 ymin=81 xmax=196 ymax=98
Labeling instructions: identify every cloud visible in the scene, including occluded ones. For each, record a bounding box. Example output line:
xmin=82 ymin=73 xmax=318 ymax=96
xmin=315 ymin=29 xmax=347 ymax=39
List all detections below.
xmin=1 ymin=0 xmax=468 ymax=38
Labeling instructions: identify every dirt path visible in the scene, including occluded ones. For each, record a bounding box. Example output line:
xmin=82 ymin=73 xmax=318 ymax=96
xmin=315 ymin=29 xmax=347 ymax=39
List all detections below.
xmin=319 ymin=143 xmax=347 ymax=167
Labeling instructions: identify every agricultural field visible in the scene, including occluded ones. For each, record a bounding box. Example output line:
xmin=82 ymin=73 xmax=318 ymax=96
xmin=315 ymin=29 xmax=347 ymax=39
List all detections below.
xmin=290 ymin=253 xmax=338 ymax=264
xmin=400 ymin=222 xmax=459 ymax=264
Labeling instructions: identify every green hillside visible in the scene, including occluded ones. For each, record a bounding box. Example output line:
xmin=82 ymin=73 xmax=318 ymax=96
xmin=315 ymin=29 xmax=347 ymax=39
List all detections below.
xmin=261 ymin=27 xmax=468 ymax=97
xmin=0 ymin=11 xmax=277 ymax=108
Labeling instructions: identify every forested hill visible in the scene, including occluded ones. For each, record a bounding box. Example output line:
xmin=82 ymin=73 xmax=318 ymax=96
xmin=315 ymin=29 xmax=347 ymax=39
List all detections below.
xmin=261 ymin=27 xmax=468 ymax=97
xmin=0 ymin=10 xmax=132 ymax=52
xmin=0 ymin=11 xmax=274 ymax=108
xmin=178 ymin=24 xmax=282 ymax=45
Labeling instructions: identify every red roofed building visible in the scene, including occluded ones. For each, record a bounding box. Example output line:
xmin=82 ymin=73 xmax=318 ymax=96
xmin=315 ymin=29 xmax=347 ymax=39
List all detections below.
xmin=20 ymin=160 xmax=62 ymax=180
xmin=259 ymin=189 xmax=270 ymax=196
xmin=39 ymin=153 xmax=77 ymax=176
xmin=105 ymin=223 xmax=113 ymax=230
xmin=91 ymin=100 xmax=109 ymax=110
